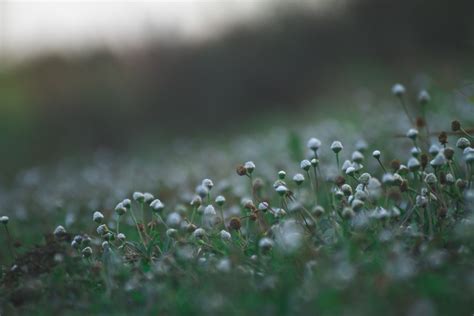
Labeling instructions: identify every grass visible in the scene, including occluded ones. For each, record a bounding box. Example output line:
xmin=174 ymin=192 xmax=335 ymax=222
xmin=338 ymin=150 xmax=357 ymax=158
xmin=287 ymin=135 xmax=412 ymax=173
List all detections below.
xmin=1 ymin=81 xmax=474 ymax=315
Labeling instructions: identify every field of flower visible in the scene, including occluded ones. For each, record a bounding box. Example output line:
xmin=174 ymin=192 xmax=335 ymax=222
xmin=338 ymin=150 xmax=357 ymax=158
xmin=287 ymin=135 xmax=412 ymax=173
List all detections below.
xmin=1 ymin=81 xmax=474 ymax=315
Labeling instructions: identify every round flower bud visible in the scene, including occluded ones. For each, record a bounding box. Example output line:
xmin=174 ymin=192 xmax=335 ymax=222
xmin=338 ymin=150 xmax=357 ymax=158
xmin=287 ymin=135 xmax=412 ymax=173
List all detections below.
xmin=428 ymin=144 xmax=440 ymax=156
xmin=275 ymin=185 xmax=288 ymax=196
xmin=96 ymin=224 xmax=108 ymax=236
xmin=143 ymin=192 xmax=154 ymax=204
xmin=392 ymin=83 xmax=406 ymax=96
xmin=71 ymin=240 xmax=80 ymax=249
xmin=345 ymin=166 xmax=356 ymax=176
xmin=93 ymin=211 xmax=104 ymax=224
xmin=372 ymin=150 xmax=381 ymax=159
xmin=82 ymin=247 xmax=93 ymax=258
xmin=258 ymin=202 xmax=269 ymax=211
xmin=418 ymin=90 xmax=430 ymax=104
xmin=445 ymin=173 xmax=455 ymax=185
xmin=115 ymin=202 xmax=127 ymax=216
xmin=244 ymin=161 xmax=256 ymax=174
xmin=330 ymin=141 xmax=343 ymax=154
xmin=300 ymin=160 xmax=311 ymax=171
xmin=122 ymin=199 xmax=131 ymax=209
xmin=133 ymin=192 xmax=145 ymax=203
xmin=54 ymin=225 xmax=67 ymax=237
xmin=220 ymin=230 xmax=231 ymax=241
xmin=430 ymin=153 xmax=446 ymax=168
xmin=228 ymin=217 xmax=241 ymax=231
xmin=202 ymin=178 xmax=214 ymax=190
xmin=341 ymin=184 xmax=352 ymax=196
xmin=259 ymin=237 xmax=274 ymax=251
xmin=307 ymin=137 xmax=321 ymax=151
xmin=102 ymin=241 xmax=110 ymax=250
xmin=407 ymin=157 xmax=421 ymax=172
xmin=358 ymin=173 xmax=371 ymax=185
xmin=406 ymin=128 xmax=419 ymax=140
xmin=193 ymin=227 xmax=206 ymax=239
xmin=190 ymin=195 xmax=202 ymax=207
xmin=215 ymin=195 xmax=226 ymax=206
xmin=342 ymin=207 xmax=355 ymax=219
xmin=204 ymin=205 xmax=217 ymax=216
xmin=341 ymin=160 xmax=352 ymax=172
xmin=310 ymin=158 xmax=319 ymax=167
xmin=312 ymin=205 xmax=325 ymax=217
xmin=352 ymin=151 xmax=364 ymax=163
xmin=425 ymin=173 xmax=437 ymax=185
xmin=166 ymin=228 xmax=178 ymax=238
xmin=278 ymin=170 xmax=286 ymax=180
xmin=117 ymin=233 xmax=126 ymax=242
xmin=293 ymin=173 xmax=305 ymax=185
xmin=150 ymin=199 xmax=165 ymax=213
xmin=351 ymin=199 xmax=364 ymax=212
xmin=0 ymin=216 xmax=9 ymax=225
xmin=456 ymin=137 xmax=471 ymax=150
xmin=195 ymin=185 xmax=209 ymax=199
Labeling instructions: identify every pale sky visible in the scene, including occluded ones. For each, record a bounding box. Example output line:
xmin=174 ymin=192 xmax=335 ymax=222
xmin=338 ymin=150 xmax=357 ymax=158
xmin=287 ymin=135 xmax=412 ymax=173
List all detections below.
xmin=0 ymin=0 xmax=327 ymax=62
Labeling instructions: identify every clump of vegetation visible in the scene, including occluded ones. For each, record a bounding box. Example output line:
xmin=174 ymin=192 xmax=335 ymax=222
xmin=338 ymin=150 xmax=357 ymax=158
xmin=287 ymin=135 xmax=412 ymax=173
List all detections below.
xmin=1 ymin=83 xmax=474 ymax=315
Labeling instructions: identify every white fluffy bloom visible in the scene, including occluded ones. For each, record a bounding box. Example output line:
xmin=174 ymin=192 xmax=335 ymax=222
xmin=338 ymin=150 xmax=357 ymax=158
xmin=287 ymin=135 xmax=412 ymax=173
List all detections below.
xmin=372 ymin=150 xmax=381 ymax=159
xmin=456 ymin=137 xmax=471 ymax=150
xmin=150 ymin=199 xmax=165 ymax=212
xmin=93 ymin=211 xmax=104 ymax=223
xmin=193 ymin=227 xmax=206 ymax=239
xmin=300 ymin=159 xmax=311 ymax=171
xmin=392 ymin=83 xmax=406 ymax=96
xmin=430 ymin=153 xmax=446 ymax=167
xmin=215 ymin=195 xmax=226 ymax=206
xmin=418 ymin=90 xmax=430 ymax=104
xmin=429 ymin=144 xmax=440 ymax=156
xmin=0 ymin=216 xmax=9 ymax=225
xmin=407 ymin=157 xmax=421 ymax=171
xmin=406 ymin=128 xmax=419 ymax=140
xmin=220 ymin=230 xmax=231 ymax=241
xmin=330 ymin=141 xmax=343 ymax=153
xmin=244 ymin=161 xmax=256 ymax=174
xmin=117 ymin=233 xmax=126 ymax=241
xmin=275 ymin=220 xmax=304 ymax=253
xmin=202 ymin=178 xmax=214 ymax=190
xmin=143 ymin=192 xmax=154 ymax=203
xmin=259 ymin=237 xmax=274 ymax=251
xmin=54 ymin=225 xmax=66 ymax=237
xmin=352 ymin=151 xmax=364 ymax=163
xmin=275 ymin=185 xmax=288 ymax=196
xmin=133 ymin=192 xmax=145 ymax=202
xmin=166 ymin=212 xmax=182 ymax=227
xmin=307 ymin=137 xmax=321 ymax=151
xmin=204 ymin=205 xmax=217 ymax=216
xmin=293 ymin=173 xmax=305 ymax=185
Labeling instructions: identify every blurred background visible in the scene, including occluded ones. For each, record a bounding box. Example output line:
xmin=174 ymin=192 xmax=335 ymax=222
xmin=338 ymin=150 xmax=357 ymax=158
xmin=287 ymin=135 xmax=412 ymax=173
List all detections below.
xmin=0 ymin=0 xmax=474 ymax=180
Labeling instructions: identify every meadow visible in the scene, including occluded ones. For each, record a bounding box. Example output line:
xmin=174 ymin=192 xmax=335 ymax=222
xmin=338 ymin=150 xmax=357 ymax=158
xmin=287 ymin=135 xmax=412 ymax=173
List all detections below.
xmin=1 ymin=81 xmax=474 ymax=315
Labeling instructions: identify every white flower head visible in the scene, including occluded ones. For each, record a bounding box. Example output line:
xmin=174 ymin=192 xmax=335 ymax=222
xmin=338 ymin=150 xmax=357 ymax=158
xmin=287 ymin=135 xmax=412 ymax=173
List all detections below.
xmin=117 ymin=233 xmax=126 ymax=241
xmin=202 ymin=178 xmax=214 ymax=190
xmin=407 ymin=157 xmax=421 ymax=171
xmin=259 ymin=237 xmax=274 ymax=251
xmin=372 ymin=150 xmax=381 ymax=159
xmin=82 ymin=247 xmax=93 ymax=258
xmin=429 ymin=144 xmax=440 ymax=156
xmin=244 ymin=161 xmax=256 ymax=174
xmin=275 ymin=185 xmax=288 ymax=196
xmin=456 ymin=137 xmax=471 ymax=150
xmin=300 ymin=159 xmax=311 ymax=171
xmin=93 ymin=211 xmax=104 ymax=223
xmin=215 ymin=195 xmax=226 ymax=206
xmin=190 ymin=195 xmax=202 ymax=207
xmin=220 ymin=230 xmax=231 ymax=241
xmin=0 ymin=216 xmax=9 ymax=225
xmin=193 ymin=227 xmax=206 ymax=239
xmin=115 ymin=202 xmax=127 ymax=216
xmin=204 ymin=205 xmax=217 ymax=216
xmin=307 ymin=137 xmax=322 ymax=151
xmin=430 ymin=153 xmax=446 ymax=167
xmin=352 ymin=151 xmax=364 ymax=163
xmin=293 ymin=173 xmax=305 ymax=185
xmin=392 ymin=83 xmax=406 ymax=96
xmin=418 ymin=90 xmax=430 ymax=104
xmin=278 ymin=170 xmax=286 ymax=180
xmin=331 ymin=141 xmax=343 ymax=154
xmin=143 ymin=193 xmax=155 ymax=204
xmin=150 ymin=199 xmax=165 ymax=212
xmin=54 ymin=225 xmax=67 ymax=237
xmin=406 ymin=128 xmax=419 ymax=140
xmin=133 ymin=192 xmax=145 ymax=203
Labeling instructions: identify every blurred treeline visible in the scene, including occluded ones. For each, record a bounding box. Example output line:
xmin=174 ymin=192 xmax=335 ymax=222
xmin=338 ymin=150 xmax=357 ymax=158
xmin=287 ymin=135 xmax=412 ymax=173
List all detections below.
xmin=0 ymin=0 xmax=473 ymax=178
